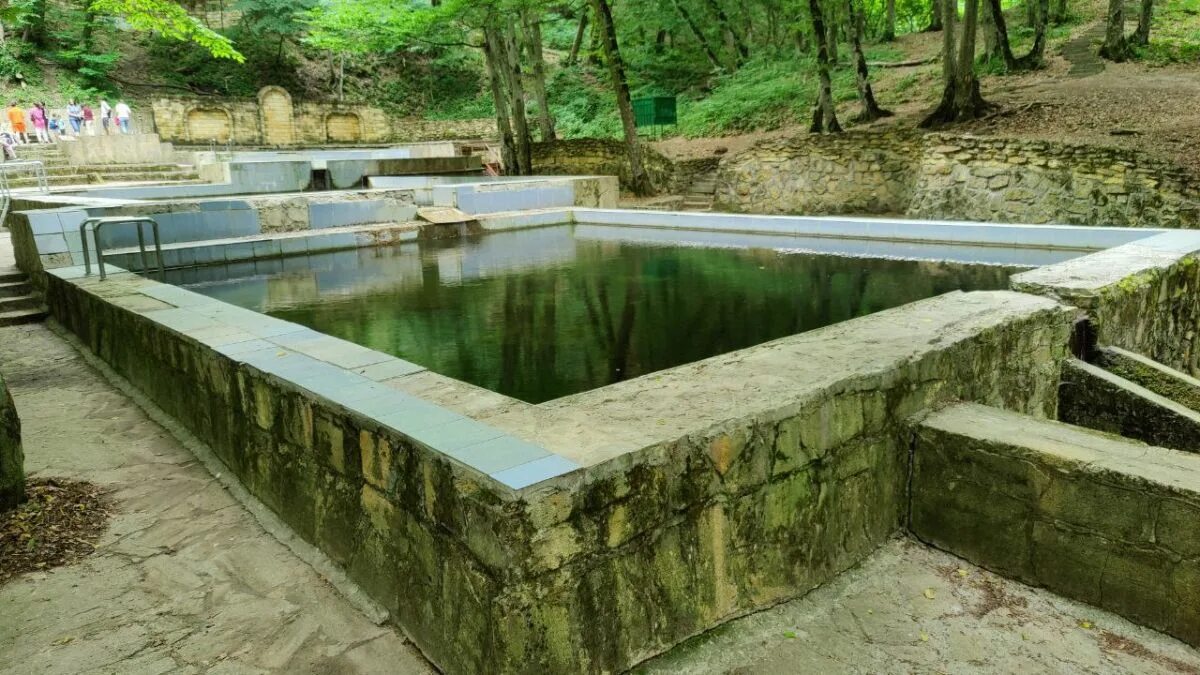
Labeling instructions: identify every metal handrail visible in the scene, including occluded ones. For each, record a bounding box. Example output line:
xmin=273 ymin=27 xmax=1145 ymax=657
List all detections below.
xmin=79 ymin=216 xmax=165 ymax=281
xmin=0 ymin=160 xmax=48 ymax=193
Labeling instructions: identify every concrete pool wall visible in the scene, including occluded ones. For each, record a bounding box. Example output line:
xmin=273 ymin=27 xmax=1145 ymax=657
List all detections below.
xmin=8 ymin=189 xmax=419 ymax=283
xmin=23 ymin=208 xmax=1200 ymax=672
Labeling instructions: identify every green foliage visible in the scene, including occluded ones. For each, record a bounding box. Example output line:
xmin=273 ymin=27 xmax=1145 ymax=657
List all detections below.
xmin=91 ymin=0 xmax=244 ymax=61
xmin=1132 ymin=0 xmax=1200 ymax=65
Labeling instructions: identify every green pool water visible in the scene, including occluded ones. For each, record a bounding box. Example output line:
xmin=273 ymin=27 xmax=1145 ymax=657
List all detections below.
xmin=179 ymin=226 xmax=1019 ymax=403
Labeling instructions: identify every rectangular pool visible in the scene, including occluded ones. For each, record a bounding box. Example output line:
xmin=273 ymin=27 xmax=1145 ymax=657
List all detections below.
xmin=168 ymin=224 xmax=1075 ymax=403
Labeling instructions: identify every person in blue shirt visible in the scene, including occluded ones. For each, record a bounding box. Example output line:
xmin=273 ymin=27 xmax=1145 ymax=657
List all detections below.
xmin=66 ymin=100 xmax=83 ymax=136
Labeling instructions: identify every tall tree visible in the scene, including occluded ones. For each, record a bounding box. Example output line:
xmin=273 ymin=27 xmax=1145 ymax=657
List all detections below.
xmin=521 ymin=9 xmax=556 ymax=142
xmin=704 ymin=0 xmax=750 ymax=64
xmin=671 ymin=0 xmax=726 ymax=71
xmin=808 ymin=0 xmax=842 ymax=132
xmin=985 ymin=0 xmax=1049 ymax=70
xmin=883 ymin=0 xmax=896 ymax=41
xmin=1133 ymin=0 xmax=1153 ymax=46
xmin=847 ymin=0 xmax=891 ymax=121
xmin=590 ymin=0 xmax=653 ymax=195
xmin=566 ymin=6 xmax=588 ymax=65
xmin=1099 ymin=0 xmax=1129 ymax=60
xmin=922 ymin=0 xmax=991 ymax=125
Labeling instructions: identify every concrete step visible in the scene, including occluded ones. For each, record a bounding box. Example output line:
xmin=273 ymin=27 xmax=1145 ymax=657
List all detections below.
xmin=0 ymin=307 xmax=46 ymax=327
xmin=0 ymin=268 xmax=25 ymax=284
xmin=5 ymin=171 xmax=200 ymax=188
xmin=910 ymin=402 xmax=1200 ymax=648
xmin=0 ymin=294 xmax=40 ymax=312
xmin=1096 ymin=346 xmax=1200 ymax=412
xmin=1059 ymin=357 xmax=1200 ymax=454
xmin=0 ymin=280 xmax=31 ymax=297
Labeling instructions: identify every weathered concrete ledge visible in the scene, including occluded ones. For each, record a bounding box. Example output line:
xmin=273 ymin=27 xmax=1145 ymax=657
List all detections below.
xmin=1059 ymin=358 xmax=1200 ymax=454
xmin=42 ymin=259 xmax=1074 ymax=673
xmin=910 ymin=402 xmax=1200 ymax=648
xmin=1013 ymin=231 xmax=1200 ymax=375
xmin=0 ymin=370 xmax=23 ymax=511
xmin=1098 ymin=346 xmax=1200 ymax=412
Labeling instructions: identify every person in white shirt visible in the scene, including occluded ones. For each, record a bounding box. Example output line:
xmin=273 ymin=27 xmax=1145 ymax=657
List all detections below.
xmin=114 ymin=101 xmax=132 ymax=134
xmin=99 ymin=100 xmax=112 ymax=134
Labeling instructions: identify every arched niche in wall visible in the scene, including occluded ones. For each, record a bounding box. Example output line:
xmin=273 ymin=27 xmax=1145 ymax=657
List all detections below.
xmin=185 ymin=106 xmax=233 ymax=143
xmin=326 ymin=111 xmax=363 ymax=143
xmin=258 ymin=86 xmax=296 ymax=146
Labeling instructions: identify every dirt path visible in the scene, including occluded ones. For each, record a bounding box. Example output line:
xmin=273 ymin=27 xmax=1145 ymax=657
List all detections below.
xmin=0 ymin=317 xmax=432 ymax=672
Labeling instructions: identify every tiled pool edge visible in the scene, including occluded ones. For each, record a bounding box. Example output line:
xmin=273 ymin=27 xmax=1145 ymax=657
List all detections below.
xmin=478 ymin=208 xmax=1169 ymax=251
xmin=45 ymin=265 xmax=581 ymax=491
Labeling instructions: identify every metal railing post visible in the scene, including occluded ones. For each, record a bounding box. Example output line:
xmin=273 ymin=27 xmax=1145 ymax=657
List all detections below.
xmin=78 ymin=217 xmax=165 ymax=281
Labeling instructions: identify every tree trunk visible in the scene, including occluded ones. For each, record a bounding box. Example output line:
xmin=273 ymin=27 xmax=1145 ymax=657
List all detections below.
xmin=987 ymin=0 xmax=1043 ymax=70
xmin=1051 ymin=0 xmax=1068 ymax=24
xmin=808 ymin=0 xmax=843 ymax=133
xmin=1099 ymin=0 xmax=1129 ymax=60
xmin=1133 ymin=0 xmax=1153 ymax=46
xmin=825 ymin=5 xmax=840 ymax=65
xmin=567 ymin=9 xmax=588 ymax=65
xmin=1016 ymin=0 xmax=1050 ymax=68
xmin=480 ymin=33 xmax=513 ymax=172
xmin=522 ymin=10 xmax=556 ymax=142
xmin=482 ymin=32 xmax=518 ymax=174
xmin=500 ymin=25 xmax=533 ymax=174
xmin=704 ymin=0 xmax=751 ymax=64
xmin=590 ymin=0 xmax=654 ymax=196
xmin=884 ymin=0 xmax=897 ymax=40
xmin=922 ymin=0 xmax=992 ymax=126
xmin=982 ymin=0 xmax=1004 ymax=62
xmin=671 ymin=0 xmax=726 ymax=70
xmin=848 ymin=0 xmax=892 ymax=122
xmin=925 ymin=0 xmax=944 ymax=31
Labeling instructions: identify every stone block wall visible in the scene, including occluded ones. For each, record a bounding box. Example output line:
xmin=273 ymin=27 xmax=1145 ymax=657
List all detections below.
xmin=531 ymin=139 xmax=677 ymax=193
xmin=1012 ymin=233 xmax=1200 ymax=376
xmin=0 ymin=370 xmax=23 ymax=511
xmin=909 ymin=137 xmax=1200 ymax=228
xmin=716 ymin=132 xmax=1200 ymax=228
xmin=911 ymin=403 xmax=1200 ymax=647
xmin=151 ymin=87 xmax=496 ymax=147
xmin=716 ymin=132 xmax=919 ymax=215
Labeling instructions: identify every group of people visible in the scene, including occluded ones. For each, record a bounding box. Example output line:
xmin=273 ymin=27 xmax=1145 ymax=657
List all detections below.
xmin=4 ymin=99 xmax=134 ymax=147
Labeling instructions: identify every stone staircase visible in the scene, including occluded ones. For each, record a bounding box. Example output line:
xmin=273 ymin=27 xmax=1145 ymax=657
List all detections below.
xmin=681 ymin=173 xmax=718 ymax=212
xmin=7 ymin=143 xmax=201 ymax=190
xmin=0 ymin=267 xmax=45 ymax=326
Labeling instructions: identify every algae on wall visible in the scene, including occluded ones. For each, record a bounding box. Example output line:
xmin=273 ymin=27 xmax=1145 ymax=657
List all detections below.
xmin=0 ymin=372 xmax=24 ymax=511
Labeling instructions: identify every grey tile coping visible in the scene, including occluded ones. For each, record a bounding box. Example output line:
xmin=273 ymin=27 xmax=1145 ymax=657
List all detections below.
xmin=377 ymin=401 xmax=464 ymax=435
xmin=352 ymin=359 xmax=426 ymax=381
xmin=491 ymin=454 xmax=582 ymax=490
xmin=446 ymin=435 xmax=552 ymax=475
xmin=403 ymin=417 xmax=506 ymax=453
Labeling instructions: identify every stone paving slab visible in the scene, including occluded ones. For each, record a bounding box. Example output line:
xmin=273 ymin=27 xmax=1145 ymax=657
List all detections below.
xmin=0 ymin=322 xmax=433 ymax=674
xmin=641 ymin=538 xmax=1200 ymax=674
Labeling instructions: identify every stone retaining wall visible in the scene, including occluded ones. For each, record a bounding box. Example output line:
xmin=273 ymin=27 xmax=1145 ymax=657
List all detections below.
xmin=152 ymin=87 xmax=496 ymax=146
xmin=0 ymin=371 xmax=22 ymax=511
xmin=911 ymin=403 xmax=1200 ymax=647
xmin=716 ymin=132 xmax=1200 ymax=228
xmin=1012 ymin=233 xmax=1200 ymax=375
xmin=531 ymin=139 xmax=678 ymax=193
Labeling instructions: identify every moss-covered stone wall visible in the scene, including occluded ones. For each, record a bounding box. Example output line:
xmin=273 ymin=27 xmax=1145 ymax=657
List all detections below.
xmin=911 ymin=403 xmax=1200 ymax=648
xmin=1012 ymin=233 xmax=1200 ymax=375
xmin=715 ymin=132 xmax=1200 ymax=228
xmin=0 ymin=370 xmax=23 ymax=511
xmin=44 ymin=267 xmax=1074 ymax=674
